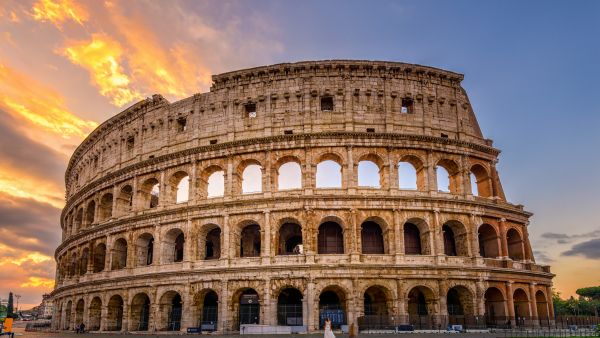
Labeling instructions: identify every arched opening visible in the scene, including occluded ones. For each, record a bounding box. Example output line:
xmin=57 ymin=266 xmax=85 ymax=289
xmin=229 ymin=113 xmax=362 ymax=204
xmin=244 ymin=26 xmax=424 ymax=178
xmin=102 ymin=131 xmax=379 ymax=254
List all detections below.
xmin=106 ymin=295 xmax=124 ymax=331
xmin=316 ymin=160 xmax=342 ymax=188
xmin=205 ymin=228 xmax=221 ymax=260
xmin=159 ymin=291 xmax=182 ymax=331
xmin=69 ymin=252 xmax=77 ymax=276
xmin=88 ymin=297 xmax=102 ymax=331
xmin=75 ymin=299 xmax=84 ymax=328
xmin=199 ymin=290 xmax=218 ymax=329
xmin=319 ymin=287 xmax=347 ymax=329
xmin=536 ymin=291 xmax=550 ymax=323
xmin=507 ymin=228 xmax=525 ymax=260
xmin=398 ymin=161 xmax=418 ymax=190
xmin=277 ymin=288 xmax=303 ymax=326
xmin=111 ymin=238 xmax=128 ymax=270
xmin=171 ymin=172 xmax=189 ymax=203
xmin=358 ymin=160 xmax=381 ymax=188
xmin=404 ymin=223 xmax=422 ymax=255
xmin=513 ymin=289 xmax=530 ymax=324
xmin=478 ymin=224 xmax=500 ymax=258
xmin=98 ymin=193 xmax=113 ymax=221
xmin=207 ymin=171 xmax=225 ymax=198
xmin=242 ymin=164 xmax=262 ymax=194
xmin=364 ymin=286 xmax=389 ymax=316
xmin=447 ymin=286 xmax=475 ymax=326
xmin=484 ymin=287 xmax=506 ymax=326
xmin=64 ymin=301 xmax=72 ymax=330
xmin=93 ymin=243 xmax=106 ymax=273
xmin=140 ymin=178 xmax=160 ymax=209
xmin=318 ymin=221 xmax=344 ymax=254
xmin=85 ymin=201 xmax=95 ymax=226
xmin=442 ymin=224 xmax=457 ymax=256
xmin=361 ymin=221 xmax=385 ymax=254
xmin=74 ymin=208 xmax=83 ymax=232
xmin=278 ymin=223 xmax=303 ymax=255
xmin=238 ymin=289 xmax=260 ymax=326
xmin=436 ymin=159 xmax=459 ymax=193
xmin=163 ymin=229 xmax=185 ymax=263
xmin=240 ymin=224 xmax=261 ymax=257
xmin=116 ymin=185 xmax=133 ymax=215
xmin=470 ymin=164 xmax=492 ymax=197
xmin=135 ymin=233 xmax=154 ymax=266
xmin=278 ymin=161 xmax=302 ymax=190
xmin=79 ymin=248 xmax=89 ymax=275
xmin=407 ymin=286 xmax=435 ymax=329
xmin=130 ymin=293 xmax=150 ymax=331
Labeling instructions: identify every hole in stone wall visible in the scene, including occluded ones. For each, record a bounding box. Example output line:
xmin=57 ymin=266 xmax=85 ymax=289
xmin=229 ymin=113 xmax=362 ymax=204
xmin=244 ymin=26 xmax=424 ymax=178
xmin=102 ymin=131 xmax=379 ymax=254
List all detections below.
xmin=320 ymin=96 xmax=333 ymax=111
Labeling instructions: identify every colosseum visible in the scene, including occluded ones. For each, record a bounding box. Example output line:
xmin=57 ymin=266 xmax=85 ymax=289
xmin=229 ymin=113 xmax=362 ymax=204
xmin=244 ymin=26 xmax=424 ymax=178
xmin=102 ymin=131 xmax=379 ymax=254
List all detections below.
xmin=50 ymin=60 xmax=554 ymax=333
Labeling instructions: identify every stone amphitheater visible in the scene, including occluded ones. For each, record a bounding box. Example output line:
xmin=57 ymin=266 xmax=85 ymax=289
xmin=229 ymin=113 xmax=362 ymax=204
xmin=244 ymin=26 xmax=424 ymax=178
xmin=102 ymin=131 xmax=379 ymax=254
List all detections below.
xmin=50 ymin=60 xmax=554 ymax=333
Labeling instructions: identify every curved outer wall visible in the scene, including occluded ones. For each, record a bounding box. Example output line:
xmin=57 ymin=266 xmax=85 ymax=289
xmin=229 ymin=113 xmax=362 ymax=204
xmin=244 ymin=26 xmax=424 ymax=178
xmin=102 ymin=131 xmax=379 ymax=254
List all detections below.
xmin=51 ymin=60 xmax=553 ymax=332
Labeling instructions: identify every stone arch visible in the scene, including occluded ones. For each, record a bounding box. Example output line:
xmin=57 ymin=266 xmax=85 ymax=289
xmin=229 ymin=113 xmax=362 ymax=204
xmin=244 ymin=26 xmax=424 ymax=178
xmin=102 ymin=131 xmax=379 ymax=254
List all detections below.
xmin=238 ymin=222 xmax=261 ymax=257
xmin=85 ymin=200 xmax=95 ymax=226
xmin=238 ymin=159 xmax=263 ymax=194
xmin=478 ymin=224 xmax=500 ymax=258
xmin=79 ymin=247 xmax=89 ymax=275
xmin=318 ymin=285 xmax=348 ymax=329
xmin=407 ymin=285 xmax=437 ymax=329
xmin=193 ymin=289 xmax=219 ymax=330
xmin=435 ymin=158 xmax=460 ymax=193
xmin=69 ymin=251 xmax=77 ymax=277
xmin=360 ymin=220 xmax=386 ymax=254
xmin=198 ymin=223 xmax=221 ymax=260
xmin=484 ymin=286 xmax=506 ymax=322
xmin=162 ymin=228 xmax=185 ymax=263
xmin=93 ymin=243 xmax=106 ymax=273
xmin=130 ymin=292 xmax=151 ymax=331
xmin=363 ymin=285 xmax=392 ymax=316
xmin=233 ymin=288 xmax=261 ymax=327
xmin=276 ymin=287 xmax=303 ymax=326
xmin=446 ymin=285 xmax=475 ymax=316
xmin=275 ymin=156 xmax=302 ymax=190
xmin=535 ymin=290 xmax=550 ymax=320
xmin=398 ymin=154 xmax=426 ymax=190
xmin=64 ymin=300 xmax=72 ymax=330
xmin=199 ymin=164 xmax=225 ymax=198
xmin=74 ymin=207 xmax=83 ymax=232
xmin=139 ymin=177 xmax=160 ymax=209
xmin=115 ymin=184 xmax=133 ymax=215
xmin=75 ymin=298 xmax=85 ymax=328
xmin=278 ymin=219 xmax=303 ymax=255
xmin=513 ymin=288 xmax=531 ymax=319
xmin=357 ymin=153 xmax=385 ymax=188
xmin=106 ymin=294 xmax=124 ymax=331
xmin=470 ymin=163 xmax=492 ymax=197
xmin=442 ymin=220 xmax=469 ymax=256
xmin=318 ymin=218 xmax=344 ymax=254
xmin=98 ymin=193 xmax=113 ymax=221
xmin=168 ymin=170 xmax=190 ymax=204
xmin=158 ymin=290 xmax=183 ymax=331
xmin=111 ymin=237 xmax=128 ymax=270
xmin=316 ymin=152 xmax=344 ymax=189
xmin=135 ymin=233 xmax=154 ymax=266
xmin=403 ymin=218 xmax=432 ymax=255
xmin=88 ymin=296 xmax=102 ymax=331
xmin=507 ymin=228 xmax=525 ymax=260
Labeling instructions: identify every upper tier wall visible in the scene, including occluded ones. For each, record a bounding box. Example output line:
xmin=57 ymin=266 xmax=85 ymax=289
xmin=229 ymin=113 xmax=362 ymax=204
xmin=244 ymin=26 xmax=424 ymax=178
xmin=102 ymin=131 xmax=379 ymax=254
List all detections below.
xmin=66 ymin=60 xmax=487 ymax=198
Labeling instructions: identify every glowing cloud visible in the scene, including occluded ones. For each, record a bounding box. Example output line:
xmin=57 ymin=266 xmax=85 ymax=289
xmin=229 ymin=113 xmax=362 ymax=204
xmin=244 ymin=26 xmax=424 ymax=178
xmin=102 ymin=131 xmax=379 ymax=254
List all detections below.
xmin=61 ymin=33 xmax=142 ymax=106
xmin=0 ymin=62 xmax=98 ymax=140
xmin=0 ymin=166 xmax=64 ymax=209
xmin=32 ymin=0 xmax=89 ymax=27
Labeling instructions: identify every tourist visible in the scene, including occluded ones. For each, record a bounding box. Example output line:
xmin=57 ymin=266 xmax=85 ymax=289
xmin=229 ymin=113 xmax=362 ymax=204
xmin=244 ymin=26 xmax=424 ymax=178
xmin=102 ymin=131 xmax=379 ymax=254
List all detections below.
xmin=323 ymin=318 xmax=335 ymax=338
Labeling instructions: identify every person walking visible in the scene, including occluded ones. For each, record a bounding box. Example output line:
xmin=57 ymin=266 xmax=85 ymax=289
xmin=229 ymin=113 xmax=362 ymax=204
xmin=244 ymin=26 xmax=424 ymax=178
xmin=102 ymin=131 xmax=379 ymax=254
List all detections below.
xmin=324 ymin=318 xmax=335 ymax=338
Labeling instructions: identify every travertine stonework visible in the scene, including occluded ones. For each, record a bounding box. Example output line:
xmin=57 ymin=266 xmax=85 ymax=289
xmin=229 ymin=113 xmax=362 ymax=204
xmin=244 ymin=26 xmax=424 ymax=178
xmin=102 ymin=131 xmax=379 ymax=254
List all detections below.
xmin=50 ymin=60 xmax=554 ymax=333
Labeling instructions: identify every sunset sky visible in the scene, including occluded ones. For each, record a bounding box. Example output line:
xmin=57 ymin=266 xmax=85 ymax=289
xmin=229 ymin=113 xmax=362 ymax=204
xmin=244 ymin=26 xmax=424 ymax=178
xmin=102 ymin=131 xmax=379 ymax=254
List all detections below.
xmin=1 ymin=0 xmax=599 ymax=310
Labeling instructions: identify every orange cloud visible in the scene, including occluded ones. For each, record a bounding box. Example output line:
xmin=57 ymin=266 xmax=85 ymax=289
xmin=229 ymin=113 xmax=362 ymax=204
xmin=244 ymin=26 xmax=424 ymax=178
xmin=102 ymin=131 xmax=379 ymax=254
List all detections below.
xmin=61 ymin=33 xmax=143 ymax=106
xmin=0 ymin=62 xmax=98 ymax=141
xmin=0 ymin=165 xmax=64 ymax=208
xmin=31 ymin=0 xmax=88 ymax=27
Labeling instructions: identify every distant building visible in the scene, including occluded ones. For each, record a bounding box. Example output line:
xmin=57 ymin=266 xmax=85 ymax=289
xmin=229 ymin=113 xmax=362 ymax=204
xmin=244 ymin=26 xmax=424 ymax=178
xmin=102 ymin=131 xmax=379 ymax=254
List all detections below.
xmin=36 ymin=294 xmax=53 ymax=319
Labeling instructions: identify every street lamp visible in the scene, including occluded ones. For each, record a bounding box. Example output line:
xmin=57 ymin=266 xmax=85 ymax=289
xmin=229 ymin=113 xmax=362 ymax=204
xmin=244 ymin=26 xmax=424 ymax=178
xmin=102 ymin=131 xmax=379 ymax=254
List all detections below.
xmin=15 ymin=295 xmax=21 ymax=313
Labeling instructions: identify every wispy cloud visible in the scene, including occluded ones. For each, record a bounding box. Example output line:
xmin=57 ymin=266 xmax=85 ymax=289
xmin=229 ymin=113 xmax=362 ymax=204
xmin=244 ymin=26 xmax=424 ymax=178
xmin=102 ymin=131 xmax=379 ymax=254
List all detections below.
xmin=562 ymin=238 xmax=600 ymax=259
xmin=31 ymin=0 xmax=88 ymax=27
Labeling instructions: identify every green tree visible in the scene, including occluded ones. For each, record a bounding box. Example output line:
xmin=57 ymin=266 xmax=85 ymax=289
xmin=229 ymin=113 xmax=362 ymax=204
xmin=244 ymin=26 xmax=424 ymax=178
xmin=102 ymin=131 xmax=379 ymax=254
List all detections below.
xmin=6 ymin=292 xmax=13 ymax=318
xmin=576 ymin=286 xmax=600 ymax=316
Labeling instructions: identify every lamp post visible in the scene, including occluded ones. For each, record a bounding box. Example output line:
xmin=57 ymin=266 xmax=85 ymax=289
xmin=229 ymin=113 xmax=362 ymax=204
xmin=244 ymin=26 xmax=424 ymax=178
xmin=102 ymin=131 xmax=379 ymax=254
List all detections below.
xmin=15 ymin=294 xmax=21 ymax=314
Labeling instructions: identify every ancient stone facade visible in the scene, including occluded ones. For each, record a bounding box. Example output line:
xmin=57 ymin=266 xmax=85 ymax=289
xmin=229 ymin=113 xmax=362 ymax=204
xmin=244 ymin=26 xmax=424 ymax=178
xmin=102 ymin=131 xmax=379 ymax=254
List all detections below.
xmin=50 ymin=60 xmax=554 ymax=333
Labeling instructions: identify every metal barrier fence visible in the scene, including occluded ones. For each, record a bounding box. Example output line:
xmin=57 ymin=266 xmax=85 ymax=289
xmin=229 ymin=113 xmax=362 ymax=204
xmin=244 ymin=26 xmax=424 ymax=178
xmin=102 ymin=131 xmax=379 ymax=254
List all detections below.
xmin=24 ymin=320 xmax=52 ymax=332
xmin=357 ymin=315 xmax=600 ymax=331
xmin=498 ymin=327 xmax=600 ymax=338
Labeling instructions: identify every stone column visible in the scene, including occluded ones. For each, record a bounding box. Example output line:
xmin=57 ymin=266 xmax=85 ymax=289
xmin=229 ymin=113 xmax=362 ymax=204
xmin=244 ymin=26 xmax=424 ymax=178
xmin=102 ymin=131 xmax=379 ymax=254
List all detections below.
xmin=226 ymin=157 xmax=234 ymax=198
xmin=111 ymin=185 xmax=118 ymax=219
xmin=181 ymin=285 xmax=194 ymax=330
xmin=498 ymin=218 xmax=509 ymax=258
xmin=189 ymin=160 xmax=198 ymax=203
xmin=346 ymin=146 xmax=355 ymax=192
xmin=221 ymin=214 xmax=230 ymax=263
xmin=184 ymin=219 xmax=192 ymax=264
xmin=306 ymin=280 xmax=315 ymax=332
xmin=121 ymin=297 xmax=129 ymax=332
xmin=505 ymin=282 xmax=515 ymax=326
xmin=470 ymin=213 xmax=481 ymax=258
xmin=263 ymin=278 xmax=273 ymax=325
xmin=522 ymin=224 xmax=534 ymax=262
xmin=529 ymin=283 xmax=539 ymax=327
xmin=158 ymin=170 xmax=166 ymax=207
xmin=394 ymin=209 xmax=404 ymax=263
xmin=263 ymin=154 xmax=272 ymax=196
xmin=220 ymin=280 xmax=229 ymax=332
xmin=427 ymin=151 xmax=436 ymax=193
xmin=100 ymin=301 xmax=109 ymax=331
xmin=262 ymin=210 xmax=271 ymax=264
xmin=349 ymin=209 xmax=359 ymax=262
xmin=432 ymin=210 xmax=442 ymax=257
xmin=545 ymin=285 xmax=555 ymax=320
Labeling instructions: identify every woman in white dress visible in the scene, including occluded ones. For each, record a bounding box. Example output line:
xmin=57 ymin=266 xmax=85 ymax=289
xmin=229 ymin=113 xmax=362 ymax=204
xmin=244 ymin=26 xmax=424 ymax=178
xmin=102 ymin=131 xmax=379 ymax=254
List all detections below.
xmin=324 ymin=318 xmax=336 ymax=338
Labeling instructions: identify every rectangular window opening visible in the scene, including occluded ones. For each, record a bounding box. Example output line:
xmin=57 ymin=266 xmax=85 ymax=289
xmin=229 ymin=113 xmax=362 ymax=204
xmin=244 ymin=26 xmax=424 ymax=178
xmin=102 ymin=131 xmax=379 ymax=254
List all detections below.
xmin=284 ymin=130 xmax=293 ymax=135
xmin=177 ymin=117 xmax=187 ymax=132
xmin=401 ymin=98 xmax=413 ymax=114
xmin=320 ymin=96 xmax=334 ymax=111
xmin=441 ymin=133 xmax=449 ymax=138
xmin=366 ymin=128 xmax=375 ymax=133
xmin=245 ymin=103 xmax=257 ymax=118
xmin=209 ymin=139 xmax=218 ymax=145
xmin=126 ymin=136 xmax=134 ymax=151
